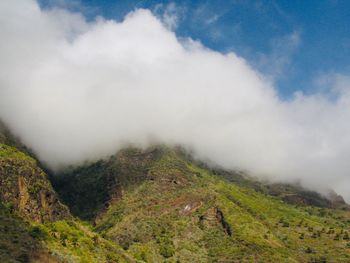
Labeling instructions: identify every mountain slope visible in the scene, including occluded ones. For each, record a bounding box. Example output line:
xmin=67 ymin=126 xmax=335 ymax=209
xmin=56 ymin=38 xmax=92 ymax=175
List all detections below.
xmin=52 ymin=147 xmax=164 ymax=220
xmin=0 ymin=202 xmax=61 ymax=263
xmin=0 ymin=135 xmax=137 ymax=262
xmin=209 ymin=168 xmax=350 ymax=210
xmin=0 ymin=144 xmax=70 ymax=223
xmin=53 ymin=146 xmax=350 ymax=263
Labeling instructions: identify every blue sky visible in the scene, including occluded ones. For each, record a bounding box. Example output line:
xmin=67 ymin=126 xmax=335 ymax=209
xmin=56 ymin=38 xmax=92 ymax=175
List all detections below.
xmin=3 ymin=0 xmax=350 ymax=198
xmin=39 ymin=0 xmax=350 ymax=98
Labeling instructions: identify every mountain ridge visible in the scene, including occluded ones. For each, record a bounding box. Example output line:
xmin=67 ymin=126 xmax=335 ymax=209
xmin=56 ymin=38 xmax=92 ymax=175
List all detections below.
xmin=53 ymin=146 xmax=350 ymax=262
xmin=1 ymin=122 xmax=350 ymax=262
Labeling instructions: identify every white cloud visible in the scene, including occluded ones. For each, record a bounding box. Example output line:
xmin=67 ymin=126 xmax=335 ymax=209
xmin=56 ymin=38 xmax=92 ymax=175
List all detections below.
xmin=314 ymin=72 xmax=350 ymax=97
xmin=205 ymin=14 xmax=220 ymax=25
xmin=153 ymin=2 xmax=184 ymax=31
xmin=257 ymin=30 xmax=301 ymax=80
xmin=1 ymin=0 xmax=350 ymax=201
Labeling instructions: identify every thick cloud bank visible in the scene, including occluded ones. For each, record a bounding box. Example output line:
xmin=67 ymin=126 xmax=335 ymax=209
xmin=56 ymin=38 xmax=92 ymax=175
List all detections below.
xmin=1 ymin=0 xmax=350 ymax=200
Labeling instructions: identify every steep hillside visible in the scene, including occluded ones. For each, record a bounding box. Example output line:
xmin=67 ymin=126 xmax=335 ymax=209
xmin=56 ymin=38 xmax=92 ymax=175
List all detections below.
xmin=0 ymin=144 xmax=70 ymax=223
xmin=53 ymin=147 xmax=350 ymax=263
xmin=0 ymin=139 xmax=136 ymax=262
xmin=2 ymin=121 xmax=350 ymax=262
xmin=51 ymin=147 xmax=164 ymax=220
xmin=0 ymin=202 xmax=60 ymax=263
xmin=0 ymin=200 xmax=135 ymax=263
xmin=209 ymin=168 xmax=349 ymax=210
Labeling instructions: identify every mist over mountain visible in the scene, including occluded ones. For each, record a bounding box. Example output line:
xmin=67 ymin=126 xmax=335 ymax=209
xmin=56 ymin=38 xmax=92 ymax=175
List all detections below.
xmin=1 ymin=0 xmax=350 ymax=201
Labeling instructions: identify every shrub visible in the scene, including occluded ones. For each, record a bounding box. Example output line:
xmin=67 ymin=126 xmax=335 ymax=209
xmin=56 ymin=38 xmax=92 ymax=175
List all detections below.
xmin=160 ymin=243 xmax=175 ymax=258
xmin=282 ymin=222 xmax=290 ymax=227
xmin=310 ymin=256 xmax=327 ymax=263
xmin=16 ymin=253 xmax=29 ymax=263
xmin=29 ymin=226 xmax=48 ymax=240
xmin=305 ymin=247 xmax=313 ymax=254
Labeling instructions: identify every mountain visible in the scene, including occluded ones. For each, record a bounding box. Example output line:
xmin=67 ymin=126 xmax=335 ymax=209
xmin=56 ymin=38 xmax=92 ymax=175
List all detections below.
xmin=208 ymin=167 xmax=350 ymax=210
xmin=1 ymin=123 xmax=350 ymax=262
xmin=52 ymin=146 xmax=350 ymax=262
xmin=0 ymin=125 xmax=136 ymax=263
xmin=0 ymin=144 xmax=70 ymax=223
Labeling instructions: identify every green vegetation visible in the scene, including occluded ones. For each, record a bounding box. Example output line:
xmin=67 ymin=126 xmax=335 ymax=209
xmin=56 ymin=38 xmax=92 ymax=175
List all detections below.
xmin=0 ymin=203 xmax=134 ymax=263
xmin=38 ymin=219 xmax=134 ymax=262
xmin=0 ymin=141 xmax=135 ymax=262
xmin=0 ymin=144 xmax=33 ymax=160
xmin=0 ymin=203 xmax=52 ymax=263
xmin=0 ymin=143 xmax=71 ymax=223
xmin=55 ymin=147 xmax=350 ymax=262
xmin=1 ymin=130 xmax=350 ymax=262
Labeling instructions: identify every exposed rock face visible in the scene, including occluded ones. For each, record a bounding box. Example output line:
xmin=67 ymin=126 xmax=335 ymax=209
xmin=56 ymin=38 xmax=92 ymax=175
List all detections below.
xmin=0 ymin=144 xmax=71 ymax=223
xmin=198 ymin=207 xmax=232 ymax=236
xmin=327 ymin=190 xmax=350 ymax=210
xmin=215 ymin=207 xmax=232 ymax=236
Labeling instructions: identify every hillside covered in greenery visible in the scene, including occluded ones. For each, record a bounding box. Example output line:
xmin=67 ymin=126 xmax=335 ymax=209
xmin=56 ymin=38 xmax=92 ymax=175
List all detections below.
xmin=0 ymin=124 xmax=136 ymax=263
xmin=52 ymin=146 xmax=350 ymax=263
xmin=1 ymin=124 xmax=350 ymax=262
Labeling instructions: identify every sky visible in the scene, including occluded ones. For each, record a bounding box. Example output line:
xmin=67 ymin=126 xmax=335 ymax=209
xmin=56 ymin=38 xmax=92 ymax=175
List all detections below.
xmin=1 ymin=0 xmax=350 ymax=201
xmin=38 ymin=0 xmax=350 ymax=98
